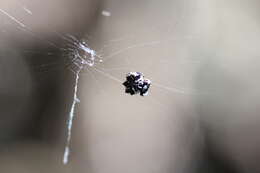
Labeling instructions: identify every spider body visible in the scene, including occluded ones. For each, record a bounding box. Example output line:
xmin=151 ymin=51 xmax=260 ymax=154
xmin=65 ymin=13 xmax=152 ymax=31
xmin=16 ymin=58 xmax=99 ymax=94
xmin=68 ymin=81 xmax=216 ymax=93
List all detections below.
xmin=123 ymin=72 xmax=151 ymax=96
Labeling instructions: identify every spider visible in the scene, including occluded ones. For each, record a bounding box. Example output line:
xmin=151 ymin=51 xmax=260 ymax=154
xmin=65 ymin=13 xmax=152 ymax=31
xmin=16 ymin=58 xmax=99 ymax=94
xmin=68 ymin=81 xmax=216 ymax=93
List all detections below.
xmin=123 ymin=72 xmax=151 ymax=96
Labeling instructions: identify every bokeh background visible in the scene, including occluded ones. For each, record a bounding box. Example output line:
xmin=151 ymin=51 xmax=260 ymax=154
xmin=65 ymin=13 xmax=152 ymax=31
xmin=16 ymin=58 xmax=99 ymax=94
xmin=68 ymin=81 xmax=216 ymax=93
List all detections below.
xmin=1 ymin=0 xmax=260 ymax=173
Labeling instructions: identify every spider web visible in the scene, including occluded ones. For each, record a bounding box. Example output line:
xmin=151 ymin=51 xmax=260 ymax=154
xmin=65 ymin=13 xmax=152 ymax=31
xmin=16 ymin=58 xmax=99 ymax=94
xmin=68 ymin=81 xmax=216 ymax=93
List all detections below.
xmin=0 ymin=0 xmax=202 ymax=166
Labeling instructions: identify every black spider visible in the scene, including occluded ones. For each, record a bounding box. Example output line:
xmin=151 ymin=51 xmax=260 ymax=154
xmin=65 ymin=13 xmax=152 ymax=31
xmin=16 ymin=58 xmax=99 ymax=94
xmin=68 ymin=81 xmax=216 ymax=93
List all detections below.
xmin=123 ymin=72 xmax=151 ymax=96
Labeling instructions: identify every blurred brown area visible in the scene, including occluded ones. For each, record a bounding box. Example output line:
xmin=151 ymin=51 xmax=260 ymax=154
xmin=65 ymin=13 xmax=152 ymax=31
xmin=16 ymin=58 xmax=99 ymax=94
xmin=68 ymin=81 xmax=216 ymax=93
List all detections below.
xmin=1 ymin=0 xmax=260 ymax=173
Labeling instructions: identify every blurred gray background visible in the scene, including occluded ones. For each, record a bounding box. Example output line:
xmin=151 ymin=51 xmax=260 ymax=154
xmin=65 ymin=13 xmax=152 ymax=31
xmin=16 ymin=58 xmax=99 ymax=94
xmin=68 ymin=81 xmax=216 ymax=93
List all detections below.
xmin=0 ymin=0 xmax=260 ymax=173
